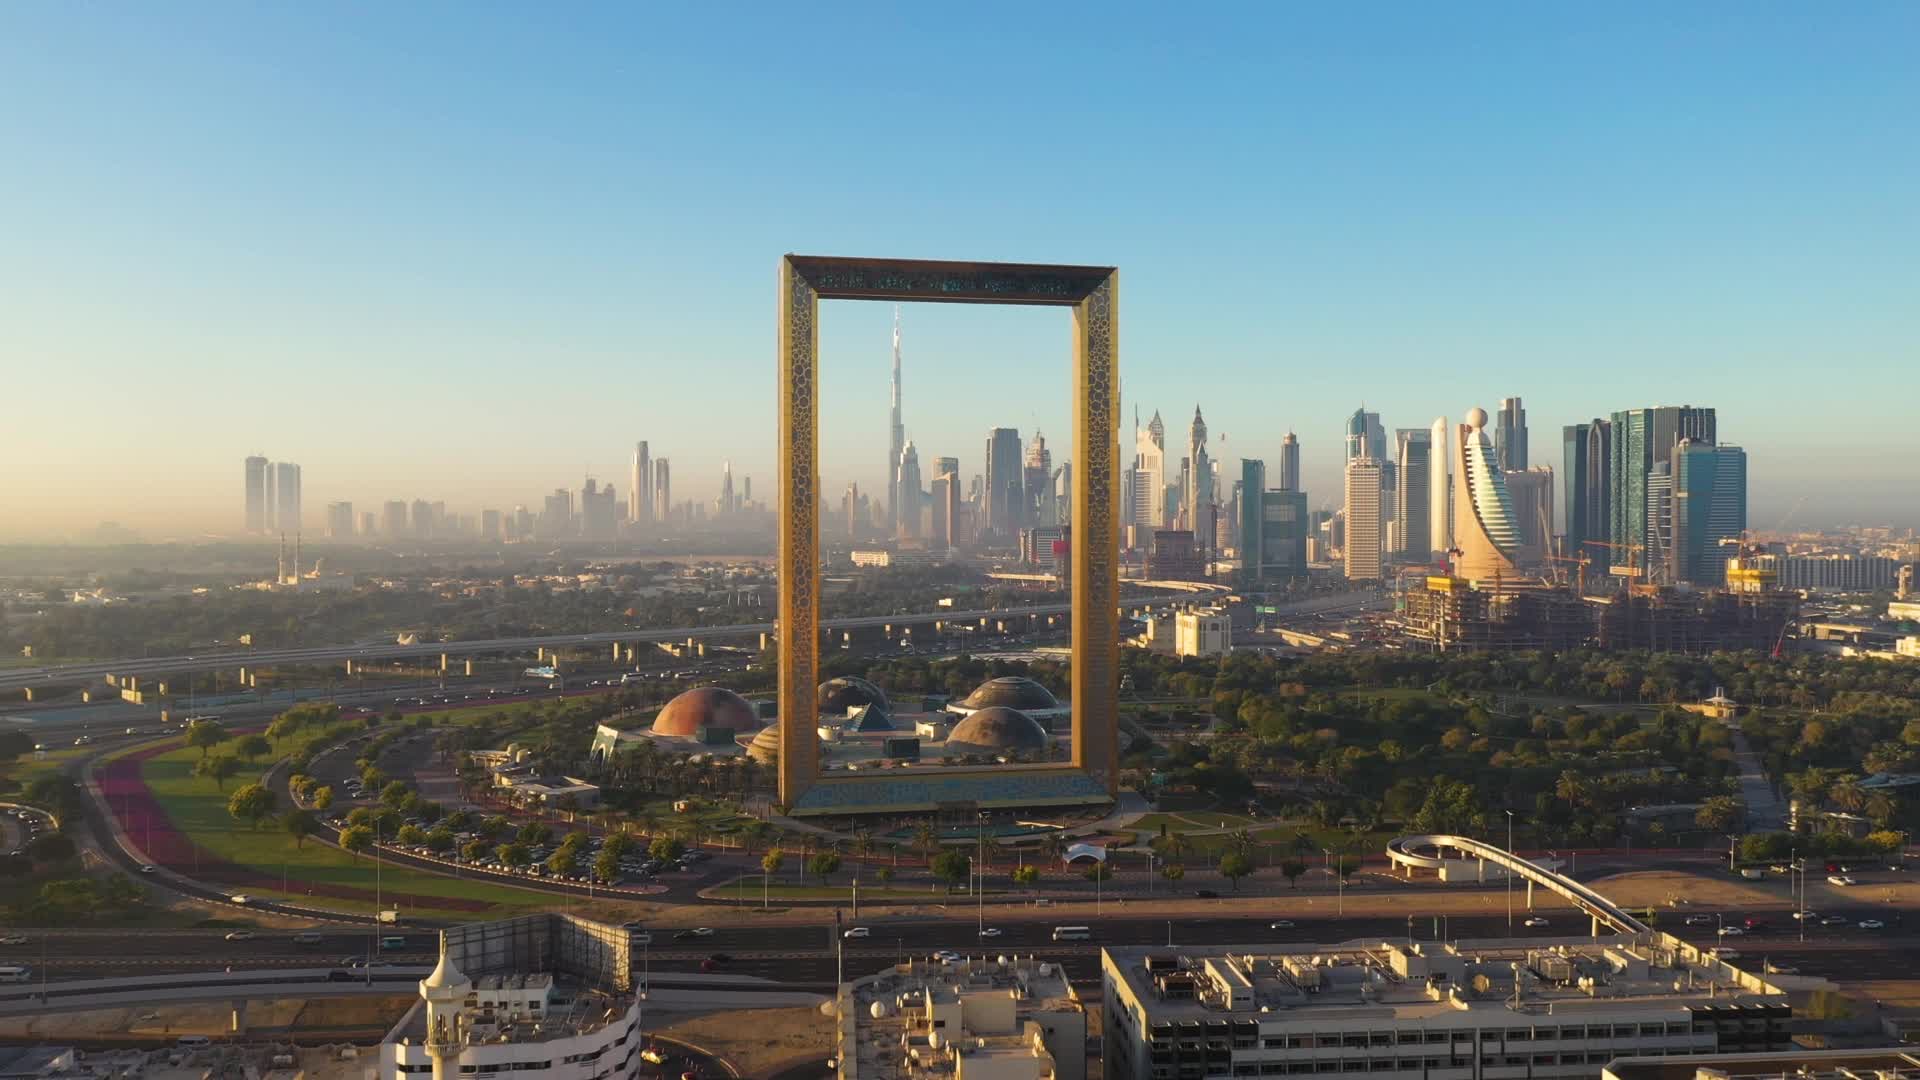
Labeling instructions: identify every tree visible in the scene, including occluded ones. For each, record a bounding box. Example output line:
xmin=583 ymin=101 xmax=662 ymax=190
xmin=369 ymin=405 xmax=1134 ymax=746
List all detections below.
xmin=0 ymin=729 xmax=35 ymax=763
xmin=1012 ymin=865 xmax=1040 ymax=890
xmin=381 ymin=781 xmax=413 ymax=808
xmin=395 ymin=824 xmax=427 ymax=845
xmin=340 ymin=825 xmax=374 ymax=859
xmin=762 ymin=848 xmax=786 ymax=883
xmin=1082 ymin=861 xmax=1114 ymax=883
xmin=186 ymin=719 xmax=228 ymax=760
xmin=1280 ymin=859 xmax=1307 ymax=889
xmin=1694 ymin=796 xmax=1742 ymax=833
xmin=807 ymin=851 xmax=842 ymax=884
xmin=595 ymin=848 xmax=622 ymax=884
xmin=425 ymin=827 xmax=456 ymax=854
xmin=310 ymin=785 xmax=334 ymax=812
xmin=1335 ymin=857 xmax=1360 ymax=882
xmin=518 ymin=821 xmax=554 ymax=846
xmin=196 ymin=755 xmax=240 ymax=791
xmin=234 ymin=734 xmax=272 ymax=762
xmin=283 ymin=809 xmax=316 ymax=848
xmin=875 ymin=866 xmax=894 ymax=886
xmin=931 ymin=849 xmax=971 ymax=896
xmin=649 ymin=835 xmax=686 ymax=863
xmin=479 ymin=815 xmax=512 ymax=840
xmin=461 ymin=838 xmax=490 ymax=862
xmin=1555 ymin=770 xmax=1586 ymax=810
xmin=360 ymin=766 xmax=387 ymax=791
xmin=1218 ymin=851 xmax=1254 ymax=891
xmin=496 ymin=842 xmax=531 ymax=869
xmin=1160 ymin=863 xmax=1186 ymax=884
xmin=548 ymin=848 xmax=578 ymax=877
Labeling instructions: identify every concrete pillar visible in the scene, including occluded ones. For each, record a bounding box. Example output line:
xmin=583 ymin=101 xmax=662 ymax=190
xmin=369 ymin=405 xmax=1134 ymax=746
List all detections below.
xmin=1526 ymin=879 xmax=1535 ymax=909
xmin=464 ymin=658 xmax=474 ymax=677
xmin=696 ymin=642 xmax=706 ymax=658
xmin=231 ymin=1000 xmax=246 ymax=1034
xmin=612 ymin=642 xmax=623 ymax=661
xmin=538 ymin=646 xmax=546 ymax=662
xmin=238 ymin=667 xmax=248 ymax=684
xmin=1592 ymin=914 xmax=1602 ymax=937
xmin=21 ymin=688 xmax=30 ymax=702
xmin=157 ymin=681 xmax=169 ymax=696
xmin=843 ymin=631 xmax=852 ymax=645
xmin=440 ymin=653 xmax=450 ymax=672
xmin=759 ymin=632 xmax=771 ymax=650
xmin=345 ymin=659 xmax=354 ymax=676
xmin=81 ymin=689 xmax=94 ymax=703
xmin=127 ymin=676 xmax=138 ymax=692
xmin=686 ymin=636 xmax=696 ymax=652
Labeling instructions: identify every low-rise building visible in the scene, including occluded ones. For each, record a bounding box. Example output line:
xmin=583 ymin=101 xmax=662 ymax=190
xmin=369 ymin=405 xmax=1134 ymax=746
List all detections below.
xmin=1102 ymin=938 xmax=1792 ymax=1080
xmin=838 ymin=954 xmax=1086 ymax=1080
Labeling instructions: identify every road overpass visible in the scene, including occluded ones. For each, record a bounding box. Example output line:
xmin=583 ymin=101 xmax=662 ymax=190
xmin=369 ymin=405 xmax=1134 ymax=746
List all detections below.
xmin=1385 ymin=834 xmax=1651 ymax=936
xmin=0 ymin=968 xmax=826 ymax=1018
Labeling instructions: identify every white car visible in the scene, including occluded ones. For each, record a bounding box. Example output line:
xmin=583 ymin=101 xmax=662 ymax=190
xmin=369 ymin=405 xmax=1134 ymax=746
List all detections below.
xmin=0 ymin=935 xmax=27 ymax=946
xmin=1683 ymin=914 xmax=1714 ymax=926
xmin=1791 ymin=910 xmax=1817 ymax=921
xmin=1717 ymin=926 xmax=1745 ymax=936
xmin=1523 ymin=917 xmax=1549 ymax=928
xmin=229 ymin=894 xmax=253 ymax=905
xmin=1269 ymin=920 xmax=1295 ymax=929
xmin=224 ymin=931 xmax=256 ymax=941
xmin=842 ymin=927 xmax=870 ymax=939
xmin=932 ymin=950 xmax=963 ymax=963
xmin=977 ymin=928 xmax=1002 ymax=938
xmin=139 ymin=865 xmax=157 ymax=874
xmin=1828 ymin=875 xmax=1856 ymax=887
xmin=1859 ymin=918 xmax=1886 ymax=930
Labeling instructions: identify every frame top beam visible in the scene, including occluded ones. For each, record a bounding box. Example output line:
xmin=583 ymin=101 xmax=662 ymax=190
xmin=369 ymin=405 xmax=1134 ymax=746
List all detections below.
xmin=785 ymin=254 xmax=1115 ymax=306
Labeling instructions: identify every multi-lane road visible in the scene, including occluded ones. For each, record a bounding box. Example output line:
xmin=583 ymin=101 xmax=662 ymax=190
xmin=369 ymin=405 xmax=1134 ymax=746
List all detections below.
xmin=1 ymin=590 xmax=1390 ymax=694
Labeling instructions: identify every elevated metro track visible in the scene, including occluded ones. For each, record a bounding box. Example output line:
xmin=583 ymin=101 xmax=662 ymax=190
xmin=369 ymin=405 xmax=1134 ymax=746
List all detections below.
xmin=1385 ymin=834 xmax=1651 ymax=936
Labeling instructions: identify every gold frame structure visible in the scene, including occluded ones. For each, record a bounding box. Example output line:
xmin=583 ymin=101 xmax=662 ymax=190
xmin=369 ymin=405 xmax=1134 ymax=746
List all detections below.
xmin=777 ymin=255 xmax=1120 ymax=813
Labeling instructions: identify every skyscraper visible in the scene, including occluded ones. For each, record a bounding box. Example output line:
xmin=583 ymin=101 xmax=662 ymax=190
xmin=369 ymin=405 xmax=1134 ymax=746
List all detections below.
xmin=1609 ymin=406 xmax=1715 ymax=582
xmin=1428 ymin=417 xmax=1450 ymax=556
xmin=1345 ymin=408 xmax=1385 ymax=461
xmin=1025 ymin=431 xmax=1054 ymax=527
xmin=1497 ymin=397 xmax=1528 ymax=472
xmin=1450 ymin=407 xmax=1523 ymax=584
xmin=895 ymin=441 xmax=922 ymax=540
xmin=1564 ymin=421 xmax=1612 ymax=573
xmin=1393 ymin=429 xmax=1432 ymax=562
xmin=1673 ymin=441 xmax=1747 ymax=586
xmin=630 ymin=441 xmax=651 ymax=525
xmin=272 ymin=462 xmax=302 ymax=533
xmin=720 ymin=460 xmax=736 ymax=516
xmin=653 ymin=459 xmax=671 ymax=524
xmin=1505 ymin=466 xmax=1556 ymax=562
xmin=1343 ymin=456 xmax=1384 ymax=581
xmin=324 ymin=501 xmax=354 ymax=539
xmin=886 ymin=307 xmax=904 ymax=536
xmin=1186 ymin=406 xmax=1212 ymax=556
xmin=931 ymin=456 xmax=959 ymax=552
xmin=1130 ymin=410 xmax=1166 ymax=527
xmin=1240 ymin=458 xmax=1308 ymax=584
xmin=1279 ymin=432 xmax=1300 ymax=491
xmin=984 ymin=427 xmax=1024 ymax=540
xmin=244 ymin=455 xmax=269 ymax=534
xmin=382 ymin=500 xmax=408 ymax=538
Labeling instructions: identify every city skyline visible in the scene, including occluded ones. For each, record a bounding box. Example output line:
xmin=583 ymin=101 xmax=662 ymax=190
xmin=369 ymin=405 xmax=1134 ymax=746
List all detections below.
xmin=4 ymin=6 xmax=1918 ymax=538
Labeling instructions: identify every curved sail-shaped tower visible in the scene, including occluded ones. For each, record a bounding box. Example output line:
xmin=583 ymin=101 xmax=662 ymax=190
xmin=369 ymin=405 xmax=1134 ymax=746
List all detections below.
xmin=1451 ymin=407 xmax=1522 ymax=584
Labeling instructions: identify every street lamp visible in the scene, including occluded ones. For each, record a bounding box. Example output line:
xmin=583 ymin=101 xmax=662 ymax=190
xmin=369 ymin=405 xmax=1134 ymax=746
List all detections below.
xmin=1505 ymin=811 xmax=1515 ymax=932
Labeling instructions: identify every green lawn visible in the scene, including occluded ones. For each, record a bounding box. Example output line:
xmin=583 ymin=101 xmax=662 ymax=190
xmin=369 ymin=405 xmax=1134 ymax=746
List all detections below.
xmin=1131 ymin=811 xmax=1263 ymax=836
xmin=135 ymin=738 xmax=556 ymax=918
xmin=708 ymin=875 xmax=1005 ymax=902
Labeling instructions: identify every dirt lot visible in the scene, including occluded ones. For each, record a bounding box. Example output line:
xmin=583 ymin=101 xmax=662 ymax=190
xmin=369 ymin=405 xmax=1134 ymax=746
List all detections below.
xmin=654 ymin=1005 xmax=831 ymax=1078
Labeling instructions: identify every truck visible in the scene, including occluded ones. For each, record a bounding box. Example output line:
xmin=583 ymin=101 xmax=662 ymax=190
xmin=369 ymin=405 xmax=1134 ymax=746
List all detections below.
xmin=378 ymin=909 xmax=402 ymax=925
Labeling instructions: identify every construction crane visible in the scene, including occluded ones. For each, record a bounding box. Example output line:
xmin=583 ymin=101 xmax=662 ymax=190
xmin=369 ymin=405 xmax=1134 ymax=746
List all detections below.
xmin=1582 ymin=540 xmax=1647 ymax=581
xmin=1545 ymin=552 xmax=1593 ymax=595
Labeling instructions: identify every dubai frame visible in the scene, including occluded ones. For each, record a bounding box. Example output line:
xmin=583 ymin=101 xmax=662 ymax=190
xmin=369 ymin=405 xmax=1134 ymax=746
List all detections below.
xmin=777 ymin=255 xmax=1121 ymax=815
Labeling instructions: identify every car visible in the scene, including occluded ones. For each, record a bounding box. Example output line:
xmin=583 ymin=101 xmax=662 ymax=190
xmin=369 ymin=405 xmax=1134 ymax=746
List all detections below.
xmin=673 ymin=928 xmax=714 ymax=940
xmin=1717 ymin=926 xmax=1744 ymax=936
xmin=1828 ymin=875 xmax=1857 ymax=887
xmin=1193 ymin=889 xmax=1219 ymax=899
xmin=139 ymin=865 xmax=157 ymax=874
xmin=328 ymin=969 xmax=360 ymax=982
xmin=1821 ymin=914 xmax=1848 ymax=926
xmin=1683 ymin=914 xmax=1715 ymax=926
xmin=641 ymin=1047 xmax=668 ymax=1066
xmin=843 ymin=927 xmax=871 ymax=939
xmin=0 ymin=935 xmax=27 ymax=946
xmin=706 ymin=952 xmax=732 ymax=963
xmin=932 ymin=950 xmax=963 ymax=963
xmin=1859 ymin=919 xmax=1887 ymax=930
xmin=1769 ymin=864 xmax=1791 ymax=874
xmin=1523 ymin=917 xmax=1550 ymax=928
xmin=292 ymin=932 xmax=324 ymax=945
xmin=229 ymin=894 xmax=253 ymax=905
xmin=1764 ymin=961 xmax=1799 ymax=975
xmin=1791 ymin=910 xmax=1817 ymax=921
xmin=978 ymin=928 xmax=1002 ymax=938
xmin=1825 ymin=862 xmax=1841 ymax=873
xmin=224 ymin=931 xmax=256 ymax=941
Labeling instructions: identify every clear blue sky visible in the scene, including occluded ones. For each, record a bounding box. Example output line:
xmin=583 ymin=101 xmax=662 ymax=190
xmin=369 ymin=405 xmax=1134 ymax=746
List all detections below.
xmin=3 ymin=3 xmax=1916 ymax=539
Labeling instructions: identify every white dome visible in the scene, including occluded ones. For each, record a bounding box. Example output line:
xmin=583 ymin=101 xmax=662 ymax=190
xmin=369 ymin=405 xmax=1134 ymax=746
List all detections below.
xmin=1465 ymin=407 xmax=1488 ymax=429
xmin=870 ymin=1001 xmax=891 ymax=1019
xmin=421 ymin=949 xmax=469 ymax=992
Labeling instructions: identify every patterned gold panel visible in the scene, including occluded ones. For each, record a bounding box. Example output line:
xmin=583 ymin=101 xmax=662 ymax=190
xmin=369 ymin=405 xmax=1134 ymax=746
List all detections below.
xmin=778 ymin=255 xmax=1120 ymax=810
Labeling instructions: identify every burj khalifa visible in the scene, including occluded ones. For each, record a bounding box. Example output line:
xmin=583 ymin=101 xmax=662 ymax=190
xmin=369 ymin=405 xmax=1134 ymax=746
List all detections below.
xmin=886 ymin=306 xmax=904 ymax=536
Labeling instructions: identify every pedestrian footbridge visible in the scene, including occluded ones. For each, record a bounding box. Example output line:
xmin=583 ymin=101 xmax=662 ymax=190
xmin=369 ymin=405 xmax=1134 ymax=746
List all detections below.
xmin=1385 ymin=834 xmax=1649 ymax=936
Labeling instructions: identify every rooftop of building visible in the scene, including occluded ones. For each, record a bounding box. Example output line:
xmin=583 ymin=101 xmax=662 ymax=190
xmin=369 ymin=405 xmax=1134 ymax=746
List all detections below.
xmin=845 ymin=955 xmax=1081 ymax=1080
xmin=1103 ymin=938 xmax=1787 ymax=1025
xmin=390 ymin=978 xmax=634 ymax=1050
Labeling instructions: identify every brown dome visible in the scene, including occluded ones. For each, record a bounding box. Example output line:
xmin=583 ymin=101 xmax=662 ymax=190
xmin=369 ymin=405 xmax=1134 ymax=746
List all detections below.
xmin=945 ymin=706 xmax=1048 ymax=753
xmin=653 ymin=687 xmax=762 ymax=739
xmin=959 ymin=676 xmax=1060 ymax=712
xmin=747 ymin=724 xmax=783 ymax=765
xmin=819 ymin=676 xmax=890 ymax=718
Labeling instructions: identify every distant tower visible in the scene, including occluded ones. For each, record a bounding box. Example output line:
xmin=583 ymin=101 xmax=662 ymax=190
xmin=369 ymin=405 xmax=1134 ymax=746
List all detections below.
xmin=1394 ymin=429 xmax=1432 ymax=562
xmin=653 ymin=459 xmax=671 ymax=523
xmin=244 ymin=455 xmax=269 ymax=534
xmin=1279 ymin=432 xmax=1300 ymax=491
xmin=1428 ymin=417 xmax=1450 ymax=556
xmin=1187 ymin=406 xmax=1212 ymax=556
xmin=886 ymin=306 xmax=904 ymax=535
xmin=896 ymin=441 xmax=922 ymax=540
xmin=1497 ymin=397 xmax=1529 ymax=472
xmin=630 ymin=441 xmax=651 ymax=525
xmin=721 ymin=460 xmax=735 ymax=515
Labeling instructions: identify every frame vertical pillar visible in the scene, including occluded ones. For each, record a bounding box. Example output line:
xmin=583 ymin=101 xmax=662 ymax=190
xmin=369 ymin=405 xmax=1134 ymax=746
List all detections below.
xmin=776 ymin=259 xmax=822 ymax=808
xmin=1071 ymin=273 xmax=1119 ymax=792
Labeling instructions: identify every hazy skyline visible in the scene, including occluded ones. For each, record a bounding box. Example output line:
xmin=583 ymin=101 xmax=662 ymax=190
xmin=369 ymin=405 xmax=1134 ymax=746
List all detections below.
xmin=4 ymin=5 xmax=1917 ymax=540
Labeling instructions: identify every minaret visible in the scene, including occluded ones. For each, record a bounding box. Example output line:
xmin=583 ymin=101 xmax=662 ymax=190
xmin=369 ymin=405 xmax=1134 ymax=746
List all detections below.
xmin=421 ymin=935 xmax=473 ymax=1080
xmin=887 ymin=306 xmax=904 ymax=537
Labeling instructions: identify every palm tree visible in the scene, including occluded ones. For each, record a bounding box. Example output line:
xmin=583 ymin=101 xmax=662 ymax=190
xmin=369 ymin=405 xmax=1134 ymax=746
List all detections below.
xmin=1832 ymin=782 xmax=1867 ymax=813
xmin=1555 ymin=770 xmax=1586 ymax=811
xmin=913 ymin=819 xmax=939 ymax=865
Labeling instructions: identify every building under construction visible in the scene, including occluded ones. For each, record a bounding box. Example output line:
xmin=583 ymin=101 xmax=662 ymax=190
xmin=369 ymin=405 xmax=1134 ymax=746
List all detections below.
xmin=1399 ymin=574 xmax=1796 ymax=654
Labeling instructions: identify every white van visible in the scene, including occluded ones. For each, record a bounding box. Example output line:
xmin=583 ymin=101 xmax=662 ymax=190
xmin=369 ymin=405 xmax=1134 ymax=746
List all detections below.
xmin=0 ymin=966 xmax=31 ymax=984
xmin=1051 ymin=926 xmax=1092 ymax=942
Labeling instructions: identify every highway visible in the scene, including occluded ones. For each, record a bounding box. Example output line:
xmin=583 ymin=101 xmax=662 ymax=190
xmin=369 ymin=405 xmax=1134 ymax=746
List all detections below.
xmin=1 ymin=590 xmax=1388 ymax=693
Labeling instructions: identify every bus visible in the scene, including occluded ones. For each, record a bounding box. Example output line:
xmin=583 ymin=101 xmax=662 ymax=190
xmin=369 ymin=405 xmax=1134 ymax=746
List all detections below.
xmin=1051 ymin=926 xmax=1092 ymax=942
xmin=0 ymin=967 xmax=31 ymax=984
